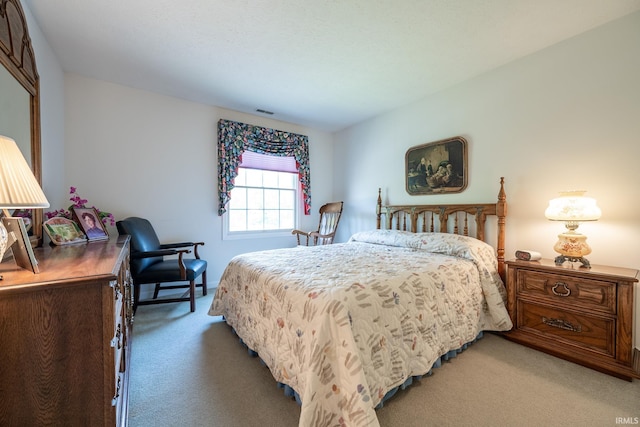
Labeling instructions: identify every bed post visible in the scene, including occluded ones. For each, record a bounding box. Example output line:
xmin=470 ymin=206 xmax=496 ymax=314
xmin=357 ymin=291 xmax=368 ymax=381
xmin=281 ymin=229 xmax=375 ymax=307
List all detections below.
xmin=496 ymin=177 xmax=507 ymax=282
xmin=376 ymin=188 xmax=382 ymax=229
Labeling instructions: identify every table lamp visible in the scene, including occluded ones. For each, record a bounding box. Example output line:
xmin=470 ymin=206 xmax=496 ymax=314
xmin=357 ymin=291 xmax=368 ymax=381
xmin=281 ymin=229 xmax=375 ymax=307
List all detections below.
xmin=0 ymin=135 xmax=50 ymax=274
xmin=544 ymin=190 xmax=601 ymax=268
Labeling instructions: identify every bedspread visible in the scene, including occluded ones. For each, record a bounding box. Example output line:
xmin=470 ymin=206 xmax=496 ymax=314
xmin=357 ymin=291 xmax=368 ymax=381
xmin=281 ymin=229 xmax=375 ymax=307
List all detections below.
xmin=209 ymin=230 xmax=513 ymax=427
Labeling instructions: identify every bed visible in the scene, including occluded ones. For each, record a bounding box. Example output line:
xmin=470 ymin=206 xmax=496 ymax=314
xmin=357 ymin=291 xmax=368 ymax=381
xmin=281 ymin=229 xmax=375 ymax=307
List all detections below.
xmin=209 ymin=178 xmax=512 ymax=427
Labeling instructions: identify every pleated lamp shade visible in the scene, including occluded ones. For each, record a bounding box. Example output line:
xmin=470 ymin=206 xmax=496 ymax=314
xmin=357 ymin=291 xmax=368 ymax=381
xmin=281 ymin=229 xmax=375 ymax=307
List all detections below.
xmin=0 ymin=135 xmax=49 ymax=209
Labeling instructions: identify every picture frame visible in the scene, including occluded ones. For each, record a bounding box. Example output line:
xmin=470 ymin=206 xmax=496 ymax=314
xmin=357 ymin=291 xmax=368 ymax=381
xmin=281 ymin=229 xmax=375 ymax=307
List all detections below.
xmin=44 ymin=217 xmax=87 ymax=245
xmin=405 ymin=136 xmax=468 ymax=195
xmin=73 ymin=207 xmax=109 ymax=241
xmin=2 ymin=217 xmax=40 ymax=273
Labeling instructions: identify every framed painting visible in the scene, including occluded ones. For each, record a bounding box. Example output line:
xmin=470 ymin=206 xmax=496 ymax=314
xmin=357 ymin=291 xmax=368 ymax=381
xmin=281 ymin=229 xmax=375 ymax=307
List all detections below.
xmin=405 ymin=136 xmax=468 ymax=195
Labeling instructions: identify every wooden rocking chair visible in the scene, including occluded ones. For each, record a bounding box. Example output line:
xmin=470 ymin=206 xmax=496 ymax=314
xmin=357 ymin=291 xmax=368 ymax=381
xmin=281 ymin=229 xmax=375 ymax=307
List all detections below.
xmin=292 ymin=201 xmax=343 ymax=246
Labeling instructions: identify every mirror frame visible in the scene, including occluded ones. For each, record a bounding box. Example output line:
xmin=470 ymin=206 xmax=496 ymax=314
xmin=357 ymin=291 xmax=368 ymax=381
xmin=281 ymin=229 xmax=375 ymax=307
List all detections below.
xmin=0 ymin=0 xmax=43 ymax=245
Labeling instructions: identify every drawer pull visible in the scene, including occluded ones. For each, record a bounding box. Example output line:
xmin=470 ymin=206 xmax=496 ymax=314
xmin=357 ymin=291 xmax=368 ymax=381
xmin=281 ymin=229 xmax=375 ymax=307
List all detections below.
xmin=551 ymin=282 xmax=571 ymax=297
xmin=110 ymin=280 xmax=122 ymax=300
xmin=111 ymin=323 xmax=122 ymax=349
xmin=111 ymin=375 xmax=122 ymax=406
xmin=542 ymin=316 xmax=581 ymax=333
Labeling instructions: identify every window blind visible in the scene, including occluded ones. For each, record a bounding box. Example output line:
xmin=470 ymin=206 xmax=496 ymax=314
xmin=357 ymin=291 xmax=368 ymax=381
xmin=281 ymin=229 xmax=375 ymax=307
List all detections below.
xmin=239 ymin=150 xmax=298 ymax=173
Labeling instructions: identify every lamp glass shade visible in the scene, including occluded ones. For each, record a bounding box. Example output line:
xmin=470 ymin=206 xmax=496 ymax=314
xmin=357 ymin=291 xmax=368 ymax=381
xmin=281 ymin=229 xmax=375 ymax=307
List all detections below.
xmin=544 ymin=191 xmax=601 ymax=222
xmin=0 ymin=135 xmax=49 ymax=209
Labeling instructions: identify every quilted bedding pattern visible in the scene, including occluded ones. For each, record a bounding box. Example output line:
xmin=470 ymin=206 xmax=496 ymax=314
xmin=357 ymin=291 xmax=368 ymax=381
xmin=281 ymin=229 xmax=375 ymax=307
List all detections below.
xmin=209 ymin=230 xmax=513 ymax=427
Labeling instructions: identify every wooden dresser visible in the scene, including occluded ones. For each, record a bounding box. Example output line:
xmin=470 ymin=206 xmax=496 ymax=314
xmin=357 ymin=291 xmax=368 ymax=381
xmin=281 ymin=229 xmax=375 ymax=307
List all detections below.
xmin=0 ymin=237 xmax=132 ymax=426
xmin=504 ymin=258 xmax=639 ymax=381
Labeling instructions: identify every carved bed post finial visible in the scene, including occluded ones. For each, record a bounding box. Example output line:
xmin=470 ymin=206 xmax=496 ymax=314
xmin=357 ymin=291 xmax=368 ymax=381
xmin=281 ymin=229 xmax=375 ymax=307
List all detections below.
xmin=376 ymin=188 xmax=382 ymax=229
xmin=497 ymin=177 xmax=507 ymax=281
xmin=498 ymin=177 xmax=506 ymax=205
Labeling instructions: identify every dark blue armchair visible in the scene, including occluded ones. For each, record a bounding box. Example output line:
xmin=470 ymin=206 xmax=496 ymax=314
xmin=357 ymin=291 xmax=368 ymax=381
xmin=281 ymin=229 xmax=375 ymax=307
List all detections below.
xmin=117 ymin=217 xmax=207 ymax=312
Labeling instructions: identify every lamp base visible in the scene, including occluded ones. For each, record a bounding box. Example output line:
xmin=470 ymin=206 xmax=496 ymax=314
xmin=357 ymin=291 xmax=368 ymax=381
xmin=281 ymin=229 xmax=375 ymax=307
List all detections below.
xmin=554 ymin=254 xmax=592 ymax=269
xmin=0 ymin=218 xmax=17 ymax=262
xmin=552 ymin=230 xmax=593 ymax=269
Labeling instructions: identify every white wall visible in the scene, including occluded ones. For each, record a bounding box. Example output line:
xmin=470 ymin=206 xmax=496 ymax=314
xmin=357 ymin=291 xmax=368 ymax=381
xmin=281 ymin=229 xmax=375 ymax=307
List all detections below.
xmin=62 ymin=75 xmax=334 ymax=282
xmin=333 ymin=12 xmax=640 ymax=347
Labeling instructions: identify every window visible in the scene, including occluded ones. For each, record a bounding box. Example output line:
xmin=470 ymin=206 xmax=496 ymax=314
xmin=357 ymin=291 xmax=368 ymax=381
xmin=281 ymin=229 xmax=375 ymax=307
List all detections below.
xmin=224 ymin=151 xmax=299 ymax=238
xmin=217 ymin=119 xmax=311 ymax=217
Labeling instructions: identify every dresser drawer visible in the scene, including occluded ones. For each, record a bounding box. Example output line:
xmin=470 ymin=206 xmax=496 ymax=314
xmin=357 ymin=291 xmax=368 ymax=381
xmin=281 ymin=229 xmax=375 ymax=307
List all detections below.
xmin=517 ymin=300 xmax=614 ymax=357
xmin=516 ymin=269 xmax=616 ymax=314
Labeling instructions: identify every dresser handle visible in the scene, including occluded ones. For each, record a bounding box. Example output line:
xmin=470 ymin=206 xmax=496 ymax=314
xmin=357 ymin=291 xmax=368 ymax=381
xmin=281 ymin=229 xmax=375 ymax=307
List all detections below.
xmin=551 ymin=282 xmax=571 ymax=297
xmin=542 ymin=316 xmax=581 ymax=332
xmin=110 ymin=280 xmax=122 ymax=300
xmin=111 ymin=375 xmax=122 ymax=406
xmin=110 ymin=323 xmax=122 ymax=349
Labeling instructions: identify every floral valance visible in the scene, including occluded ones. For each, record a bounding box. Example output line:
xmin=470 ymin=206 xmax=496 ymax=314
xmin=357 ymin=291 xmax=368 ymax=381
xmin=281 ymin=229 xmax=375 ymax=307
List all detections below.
xmin=217 ymin=119 xmax=311 ymax=215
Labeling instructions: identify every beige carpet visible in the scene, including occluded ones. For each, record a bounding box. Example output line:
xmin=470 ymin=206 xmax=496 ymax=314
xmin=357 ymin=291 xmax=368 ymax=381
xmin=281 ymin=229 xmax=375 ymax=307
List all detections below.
xmin=128 ymin=292 xmax=640 ymax=427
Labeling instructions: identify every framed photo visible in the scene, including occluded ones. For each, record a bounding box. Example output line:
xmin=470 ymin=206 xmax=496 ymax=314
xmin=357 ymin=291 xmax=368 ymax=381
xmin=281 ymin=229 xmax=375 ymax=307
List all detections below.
xmin=44 ymin=217 xmax=87 ymax=245
xmin=2 ymin=217 xmax=40 ymax=273
xmin=73 ymin=207 xmax=109 ymax=241
xmin=405 ymin=136 xmax=468 ymax=195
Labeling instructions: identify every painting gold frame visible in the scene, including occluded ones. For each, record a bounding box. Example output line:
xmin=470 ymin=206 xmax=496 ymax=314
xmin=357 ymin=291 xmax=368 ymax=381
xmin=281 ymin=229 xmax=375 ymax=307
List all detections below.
xmin=405 ymin=136 xmax=468 ymax=195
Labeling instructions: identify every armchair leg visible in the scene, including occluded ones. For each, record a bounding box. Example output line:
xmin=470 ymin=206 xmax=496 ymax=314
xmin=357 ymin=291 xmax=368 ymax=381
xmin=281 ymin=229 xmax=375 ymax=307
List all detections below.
xmin=201 ymin=271 xmax=208 ymax=296
xmin=133 ymin=283 xmax=141 ymax=314
xmin=133 ymin=271 xmax=205 ymax=313
xmin=189 ymin=280 xmax=196 ymax=312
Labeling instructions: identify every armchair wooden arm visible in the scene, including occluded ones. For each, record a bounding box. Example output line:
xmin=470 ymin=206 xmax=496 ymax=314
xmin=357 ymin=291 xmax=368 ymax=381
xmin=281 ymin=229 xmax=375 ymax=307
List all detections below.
xmin=159 ymin=241 xmax=205 ymax=258
xmin=291 ymin=229 xmax=311 ymax=245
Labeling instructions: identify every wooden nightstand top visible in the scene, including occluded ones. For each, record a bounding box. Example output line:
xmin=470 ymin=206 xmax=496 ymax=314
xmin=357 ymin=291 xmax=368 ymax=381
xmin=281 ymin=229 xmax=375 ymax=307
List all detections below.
xmin=506 ymin=258 xmax=639 ymax=283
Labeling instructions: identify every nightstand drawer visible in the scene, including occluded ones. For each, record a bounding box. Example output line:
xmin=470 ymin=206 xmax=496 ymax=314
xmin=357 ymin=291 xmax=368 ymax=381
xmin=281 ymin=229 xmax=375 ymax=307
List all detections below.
xmin=516 ymin=269 xmax=616 ymax=314
xmin=517 ymin=300 xmax=614 ymax=357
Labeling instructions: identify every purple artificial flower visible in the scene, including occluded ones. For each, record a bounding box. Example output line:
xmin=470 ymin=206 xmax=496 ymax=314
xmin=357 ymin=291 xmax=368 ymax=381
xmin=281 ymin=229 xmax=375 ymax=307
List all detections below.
xmin=45 ymin=187 xmax=115 ymax=226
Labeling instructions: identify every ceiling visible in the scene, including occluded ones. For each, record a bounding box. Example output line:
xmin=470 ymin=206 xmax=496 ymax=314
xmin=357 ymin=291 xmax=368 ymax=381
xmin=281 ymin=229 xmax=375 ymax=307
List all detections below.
xmin=24 ymin=0 xmax=640 ymax=132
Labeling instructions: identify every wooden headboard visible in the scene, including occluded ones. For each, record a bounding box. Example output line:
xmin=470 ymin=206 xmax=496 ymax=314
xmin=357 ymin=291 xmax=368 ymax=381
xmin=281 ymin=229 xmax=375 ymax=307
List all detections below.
xmin=376 ymin=177 xmax=507 ymax=280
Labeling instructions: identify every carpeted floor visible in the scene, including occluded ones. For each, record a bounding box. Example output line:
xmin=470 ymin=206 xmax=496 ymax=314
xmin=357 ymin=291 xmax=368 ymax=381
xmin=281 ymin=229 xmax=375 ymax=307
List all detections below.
xmin=128 ymin=292 xmax=640 ymax=427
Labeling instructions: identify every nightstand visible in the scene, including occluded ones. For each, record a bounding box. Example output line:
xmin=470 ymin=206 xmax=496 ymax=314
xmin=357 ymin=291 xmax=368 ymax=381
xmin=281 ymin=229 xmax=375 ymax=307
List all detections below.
xmin=504 ymin=259 xmax=639 ymax=381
